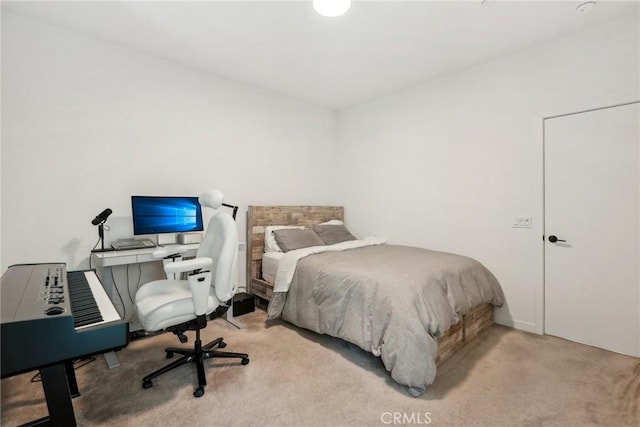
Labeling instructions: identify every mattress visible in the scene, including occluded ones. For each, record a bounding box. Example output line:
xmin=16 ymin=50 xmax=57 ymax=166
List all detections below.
xmin=267 ymin=242 xmax=504 ymax=396
xmin=261 ymin=251 xmax=283 ymax=284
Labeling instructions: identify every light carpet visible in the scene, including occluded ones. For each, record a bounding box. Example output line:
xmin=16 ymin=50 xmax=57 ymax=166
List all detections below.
xmin=1 ymin=308 xmax=638 ymax=426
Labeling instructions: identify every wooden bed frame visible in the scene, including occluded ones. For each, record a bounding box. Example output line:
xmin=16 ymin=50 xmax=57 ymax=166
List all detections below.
xmin=246 ymin=205 xmax=494 ymax=366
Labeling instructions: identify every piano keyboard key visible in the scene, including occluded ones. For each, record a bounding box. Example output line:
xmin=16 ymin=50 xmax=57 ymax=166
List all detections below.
xmin=67 ymin=271 xmax=121 ymax=330
xmin=67 ymin=271 xmax=103 ymax=328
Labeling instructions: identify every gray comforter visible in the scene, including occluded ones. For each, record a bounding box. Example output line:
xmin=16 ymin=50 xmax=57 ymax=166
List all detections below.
xmin=268 ymin=244 xmax=504 ymax=396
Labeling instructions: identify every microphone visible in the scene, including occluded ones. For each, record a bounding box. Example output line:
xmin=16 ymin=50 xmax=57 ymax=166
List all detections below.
xmin=91 ymin=208 xmax=113 ymax=225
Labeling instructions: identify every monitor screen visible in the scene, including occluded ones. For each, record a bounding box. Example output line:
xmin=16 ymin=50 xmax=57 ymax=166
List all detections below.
xmin=131 ymin=196 xmax=204 ymax=235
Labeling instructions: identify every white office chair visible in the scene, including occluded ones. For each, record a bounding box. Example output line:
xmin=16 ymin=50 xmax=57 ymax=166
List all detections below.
xmin=134 ymin=190 xmax=249 ymax=398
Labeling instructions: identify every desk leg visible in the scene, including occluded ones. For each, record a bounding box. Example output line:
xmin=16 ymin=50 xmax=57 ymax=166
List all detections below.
xmin=223 ymin=306 xmax=245 ymax=329
xmin=97 ymin=265 xmax=113 ymax=305
xmin=102 ymin=351 xmax=121 ymax=369
xmin=40 ymin=364 xmax=77 ymax=427
xmin=95 ymin=263 xmax=122 ymax=311
xmin=92 ymin=263 xmax=122 ymax=370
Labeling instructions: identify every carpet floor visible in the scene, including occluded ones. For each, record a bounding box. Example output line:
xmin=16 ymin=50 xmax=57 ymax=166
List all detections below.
xmin=1 ymin=308 xmax=638 ymax=426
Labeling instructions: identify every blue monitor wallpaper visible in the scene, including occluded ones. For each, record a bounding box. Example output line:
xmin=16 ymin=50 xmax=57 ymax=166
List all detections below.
xmin=132 ymin=196 xmax=204 ymax=235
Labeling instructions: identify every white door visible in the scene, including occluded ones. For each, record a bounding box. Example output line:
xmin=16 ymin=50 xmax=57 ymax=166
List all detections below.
xmin=544 ymin=102 xmax=640 ymax=357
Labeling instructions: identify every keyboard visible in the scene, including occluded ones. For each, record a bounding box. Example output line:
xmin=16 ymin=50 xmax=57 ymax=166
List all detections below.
xmin=111 ymin=238 xmax=156 ymax=250
xmin=1 ymin=263 xmax=128 ymax=425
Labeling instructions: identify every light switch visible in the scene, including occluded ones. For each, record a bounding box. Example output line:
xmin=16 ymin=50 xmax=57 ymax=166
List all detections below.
xmin=512 ymin=216 xmax=532 ymax=228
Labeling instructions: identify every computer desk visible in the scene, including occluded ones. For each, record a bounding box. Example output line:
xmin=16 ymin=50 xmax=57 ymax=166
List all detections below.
xmin=91 ymin=244 xmax=200 ymax=307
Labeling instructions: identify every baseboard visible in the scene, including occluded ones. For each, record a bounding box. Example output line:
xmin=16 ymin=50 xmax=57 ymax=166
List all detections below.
xmin=494 ymin=313 xmax=539 ymax=334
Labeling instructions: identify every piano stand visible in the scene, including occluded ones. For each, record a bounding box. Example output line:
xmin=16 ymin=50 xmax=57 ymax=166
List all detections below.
xmin=22 ymin=361 xmax=79 ymax=427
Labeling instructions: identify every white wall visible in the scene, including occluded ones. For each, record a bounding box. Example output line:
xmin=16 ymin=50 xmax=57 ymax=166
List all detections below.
xmin=3 ymin=10 xmax=639 ymax=335
xmin=335 ymin=15 xmax=640 ymax=333
xmin=1 ymin=12 xmax=339 ymax=290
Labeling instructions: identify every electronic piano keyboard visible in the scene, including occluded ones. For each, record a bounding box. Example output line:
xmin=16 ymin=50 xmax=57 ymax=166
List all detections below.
xmin=1 ymin=263 xmax=128 ymax=426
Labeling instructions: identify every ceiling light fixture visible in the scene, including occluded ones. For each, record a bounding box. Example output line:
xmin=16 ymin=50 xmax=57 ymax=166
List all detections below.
xmin=313 ymin=0 xmax=351 ymax=17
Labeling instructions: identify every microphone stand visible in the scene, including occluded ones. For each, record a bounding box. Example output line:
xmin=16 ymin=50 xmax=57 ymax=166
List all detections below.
xmin=99 ymin=223 xmax=105 ymax=251
xmin=92 ymin=220 xmax=113 ymax=253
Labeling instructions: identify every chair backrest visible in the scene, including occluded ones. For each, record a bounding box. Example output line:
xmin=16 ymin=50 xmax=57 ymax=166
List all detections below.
xmin=196 ymin=209 xmax=238 ymax=303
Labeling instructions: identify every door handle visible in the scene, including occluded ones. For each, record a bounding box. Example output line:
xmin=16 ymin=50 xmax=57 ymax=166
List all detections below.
xmin=548 ymin=235 xmax=566 ymax=243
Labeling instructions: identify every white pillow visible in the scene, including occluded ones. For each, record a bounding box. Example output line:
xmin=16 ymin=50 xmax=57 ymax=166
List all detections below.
xmin=264 ymin=225 xmax=304 ymax=252
xmin=320 ymin=219 xmax=343 ymax=225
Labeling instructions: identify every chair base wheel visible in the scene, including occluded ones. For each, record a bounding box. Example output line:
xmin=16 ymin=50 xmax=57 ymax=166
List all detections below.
xmin=241 ymin=357 xmax=250 ymax=365
xmin=193 ymin=387 xmax=205 ymax=398
xmin=218 ymin=341 xmax=227 ymax=349
xmin=142 ymin=380 xmax=153 ymax=389
xmin=165 ymin=351 xmax=174 ymax=359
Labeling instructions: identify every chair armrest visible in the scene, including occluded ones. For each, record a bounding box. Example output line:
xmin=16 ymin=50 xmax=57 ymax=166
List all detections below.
xmin=152 ymin=245 xmax=189 ymax=259
xmin=164 ymin=257 xmax=213 ymax=275
xmin=188 ymin=270 xmax=213 ymax=316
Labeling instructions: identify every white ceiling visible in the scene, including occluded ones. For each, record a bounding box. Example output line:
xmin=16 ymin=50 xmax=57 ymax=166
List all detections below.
xmin=3 ymin=1 xmax=639 ymax=109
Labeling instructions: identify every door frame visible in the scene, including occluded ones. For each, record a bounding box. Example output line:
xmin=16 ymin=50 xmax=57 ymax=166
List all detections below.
xmin=538 ymin=99 xmax=640 ymax=337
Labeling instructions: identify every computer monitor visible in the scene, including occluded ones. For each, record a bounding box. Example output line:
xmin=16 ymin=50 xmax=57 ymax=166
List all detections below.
xmin=131 ymin=196 xmax=204 ymax=236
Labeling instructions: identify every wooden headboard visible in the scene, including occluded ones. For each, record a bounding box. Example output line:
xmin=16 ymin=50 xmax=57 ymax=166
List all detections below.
xmin=246 ymin=206 xmax=344 ymax=301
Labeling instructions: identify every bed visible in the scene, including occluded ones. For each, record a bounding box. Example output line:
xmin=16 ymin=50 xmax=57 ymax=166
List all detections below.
xmin=246 ymin=206 xmax=504 ymax=396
